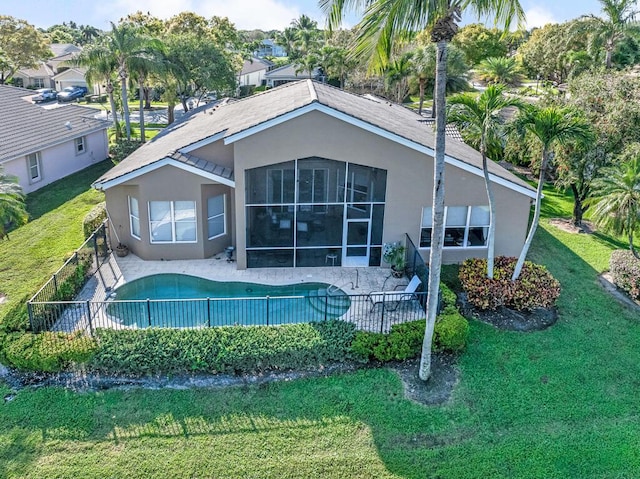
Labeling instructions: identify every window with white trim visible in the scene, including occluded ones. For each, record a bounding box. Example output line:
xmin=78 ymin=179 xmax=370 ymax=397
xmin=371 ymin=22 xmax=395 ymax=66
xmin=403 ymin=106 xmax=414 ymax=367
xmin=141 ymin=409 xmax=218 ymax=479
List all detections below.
xmin=75 ymin=136 xmax=86 ymax=155
xmin=420 ymin=206 xmax=490 ymax=248
xmin=129 ymin=197 xmax=140 ymax=240
xmin=27 ymin=152 xmax=41 ymax=183
xmin=207 ymin=195 xmax=225 ymax=239
xmin=33 ymin=78 xmax=45 ymax=88
xmin=149 ymin=201 xmax=196 ymax=243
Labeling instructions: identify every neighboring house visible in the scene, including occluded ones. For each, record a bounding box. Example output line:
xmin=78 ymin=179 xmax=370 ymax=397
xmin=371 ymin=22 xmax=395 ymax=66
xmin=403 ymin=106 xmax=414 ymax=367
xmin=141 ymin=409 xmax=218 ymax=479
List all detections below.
xmin=93 ymin=80 xmax=535 ymax=269
xmin=238 ymin=57 xmax=275 ymax=88
xmin=0 ymin=85 xmax=111 ymax=194
xmin=254 ymin=39 xmax=287 ymax=58
xmin=12 ymin=43 xmax=99 ymax=95
xmin=265 ymin=64 xmax=323 ymax=87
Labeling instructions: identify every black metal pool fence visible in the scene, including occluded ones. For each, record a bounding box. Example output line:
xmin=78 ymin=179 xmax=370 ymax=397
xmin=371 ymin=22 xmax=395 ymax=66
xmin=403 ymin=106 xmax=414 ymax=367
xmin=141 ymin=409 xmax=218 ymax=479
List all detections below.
xmin=28 ymin=290 xmax=429 ymax=335
xmin=27 ymin=229 xmax=432 ymax=335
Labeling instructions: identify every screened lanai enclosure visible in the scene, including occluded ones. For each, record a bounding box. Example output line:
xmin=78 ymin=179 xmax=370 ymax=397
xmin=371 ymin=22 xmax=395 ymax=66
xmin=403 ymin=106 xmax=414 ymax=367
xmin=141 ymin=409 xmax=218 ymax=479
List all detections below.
xmin=245 ymin=157 xmax=387 ymax=268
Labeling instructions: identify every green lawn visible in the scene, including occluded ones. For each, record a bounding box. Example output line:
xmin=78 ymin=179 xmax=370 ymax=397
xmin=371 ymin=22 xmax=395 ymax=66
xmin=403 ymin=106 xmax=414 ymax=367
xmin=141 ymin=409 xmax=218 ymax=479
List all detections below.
xmin=0 ymin=161 xmax=111 ymax=318
xmin=2 ymin=175 xmax=640 ymax=477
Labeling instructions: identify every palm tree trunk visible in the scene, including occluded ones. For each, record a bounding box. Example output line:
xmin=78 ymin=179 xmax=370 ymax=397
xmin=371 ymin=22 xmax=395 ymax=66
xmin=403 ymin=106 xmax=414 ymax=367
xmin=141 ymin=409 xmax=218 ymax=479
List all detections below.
xmin=512 ymin=148 xmax=549 ymax=281
xmin=167 ymin=102 xmax=175 ymax=125
xmin=419 ymin=39 xmax=448 ymax=382
xmin=418 ymin=79 xmax=425 ymax=115
xmin=106 ymin=80 xmax=120 ymax=142
xmin=139 ymin=77 xmax=146 ymax=143
xmin=481 ymin=147 xmax=496 ymax=279
xmin=119 ymin=67 xmax=131 ymax=140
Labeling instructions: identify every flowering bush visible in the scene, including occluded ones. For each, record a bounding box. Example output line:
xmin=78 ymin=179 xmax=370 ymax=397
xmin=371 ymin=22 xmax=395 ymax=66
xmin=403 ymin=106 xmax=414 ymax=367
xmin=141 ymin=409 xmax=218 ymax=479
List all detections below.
xmin=459 ymin=256 xmax=561 ymax=311
xmin=610 ymin=250 xmax=640 ymax=300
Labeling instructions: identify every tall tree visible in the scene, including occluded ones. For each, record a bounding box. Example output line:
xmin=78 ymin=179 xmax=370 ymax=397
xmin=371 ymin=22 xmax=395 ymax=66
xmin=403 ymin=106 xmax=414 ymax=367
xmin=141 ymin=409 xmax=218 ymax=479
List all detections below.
xmin=589 ymin=144 xmax=640 ymax=258
xmin=448 ymin=85 xmax=525 ymax=278
xmin=583 ymin=0 xmax=639 ymax=69
xmin=452 ymin=23 xmax=508 ymax=65
xmin=0 ymin=167 xmax=28 ymax=240
xmin=321 ymin=0 xmax=524 ymax=381
xmin=385 ymin=52 xmax=413 ymax=103
xmin=410 ymin=43 xmax=469 ymax=115
xmin=74 ymin=41 xmax=121 ymax=141
xmin=0 ymin=16 xmax=51 ymax=84
xmin=510 ymin=106 xmax=594 ymax=281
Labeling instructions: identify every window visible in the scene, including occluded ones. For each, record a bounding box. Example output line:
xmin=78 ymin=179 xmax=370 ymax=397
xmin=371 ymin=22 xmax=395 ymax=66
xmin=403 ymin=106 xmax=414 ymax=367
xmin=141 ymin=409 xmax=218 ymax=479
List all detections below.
xmin=27 ymin=153 xmax=41 ymax=183
xmin=129 ymin=197 xmax=140 ymax=240
xmin=149 ymin=201 xmax=196 ymax=243
xmin=75 ymin=137 xmax=86 ymax=155
xmin=33 ymin=78 xmax=45 ymax=88
xmin=207 ymin=195 xmax=225 ymax=239
xmin=420 ymin=206 xmax=490 ymax=248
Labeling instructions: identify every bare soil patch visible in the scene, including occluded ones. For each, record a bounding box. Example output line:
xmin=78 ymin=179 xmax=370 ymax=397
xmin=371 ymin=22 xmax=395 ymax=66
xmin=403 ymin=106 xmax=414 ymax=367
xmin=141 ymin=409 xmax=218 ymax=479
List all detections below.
xmin=457 ymin=293 xmax=558 ymax=332
xmin=0 ymin=293 xmax=5 ymax=304
xmin=1 ymin=356 xmax=459 ymax=406
xmin=549 ymin=217 xmax=596 ymax=235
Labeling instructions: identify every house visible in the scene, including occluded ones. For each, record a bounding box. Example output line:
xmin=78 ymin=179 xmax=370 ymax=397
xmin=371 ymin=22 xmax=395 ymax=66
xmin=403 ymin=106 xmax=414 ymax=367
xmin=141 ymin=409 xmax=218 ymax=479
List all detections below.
xmin=238 ymin=57 xmax=274 ymax=88
xmin=12 ymin=44 xmax=99 ymax=95
xmin=93 ymin=80 xmax=535 ymax=269
xmin=254 ymin=39 xmax=287 ymax=58
xmin=0 ymin=85 xmax=111 ymax=193
xmin=264 ymin=64 xmax=323 ymax=87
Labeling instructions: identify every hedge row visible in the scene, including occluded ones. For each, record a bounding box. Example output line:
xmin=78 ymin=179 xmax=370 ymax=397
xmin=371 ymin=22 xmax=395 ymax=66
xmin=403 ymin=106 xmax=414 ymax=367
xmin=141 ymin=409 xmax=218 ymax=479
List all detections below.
xmin=82 ymin=202 xmax=106 ymax=239
xmin=351 ymin=306 xmax=469 ymax=362
xmin=459 ymin=256 xmax=561 ymax=311
xmin=610 ymin=249 xmax=640 ymax=300
xmin=89 ymin=320 xmax=357 ymax=375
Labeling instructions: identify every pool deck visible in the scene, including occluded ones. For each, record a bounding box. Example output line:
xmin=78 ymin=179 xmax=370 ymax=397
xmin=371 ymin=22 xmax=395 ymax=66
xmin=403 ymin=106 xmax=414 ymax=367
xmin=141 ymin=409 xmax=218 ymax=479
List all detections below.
xmin=52 ymin=252 xmax=425 ymax=333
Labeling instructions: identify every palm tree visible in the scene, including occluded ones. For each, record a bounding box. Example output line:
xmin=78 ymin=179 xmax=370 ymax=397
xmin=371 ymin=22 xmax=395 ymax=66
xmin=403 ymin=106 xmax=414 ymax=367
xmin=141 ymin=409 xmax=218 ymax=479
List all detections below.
xmin=448 ymin=85 xmax=525 ymax=278
xmin=589 ymin=143 xmax=640 ymax=258
xmin=0 ymin=167 xmax=28 ymax=239
xmin=585 ymin=0 xmax=639 ymax=68
xmin=411 ymin=43 xmax=470 ymax=115
xmin=74 ymin=42 xmax=120 ymax=141
xmin=320 ymin=0 xmax=524 ymax=381
xmin=385 ymin=52 xmax=413 ymax=103
xmin=105 ymin=22 xmax=156 ymax=141
xmin=476 ymin=56 xmax=522 ymax=85
xmin=510 ymin=106 xmax=594 ymax=280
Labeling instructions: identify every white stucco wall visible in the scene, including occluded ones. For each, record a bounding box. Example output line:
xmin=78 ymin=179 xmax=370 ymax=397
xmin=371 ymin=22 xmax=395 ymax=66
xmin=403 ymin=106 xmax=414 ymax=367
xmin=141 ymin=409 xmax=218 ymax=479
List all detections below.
xmin=2 ymin=129 xmax=109 ymax=193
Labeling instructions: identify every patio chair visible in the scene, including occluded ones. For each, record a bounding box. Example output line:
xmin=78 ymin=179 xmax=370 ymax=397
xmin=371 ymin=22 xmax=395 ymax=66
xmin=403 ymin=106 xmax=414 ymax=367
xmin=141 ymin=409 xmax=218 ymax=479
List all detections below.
xmin=368 ymin=275 xmax=422 ymax=311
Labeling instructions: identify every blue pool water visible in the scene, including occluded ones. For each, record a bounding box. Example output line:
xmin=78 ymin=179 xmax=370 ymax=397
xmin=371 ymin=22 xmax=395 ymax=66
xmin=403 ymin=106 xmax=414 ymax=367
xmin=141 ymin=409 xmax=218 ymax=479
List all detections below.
xmin=107 ymin=274 xmax=350 ymax=328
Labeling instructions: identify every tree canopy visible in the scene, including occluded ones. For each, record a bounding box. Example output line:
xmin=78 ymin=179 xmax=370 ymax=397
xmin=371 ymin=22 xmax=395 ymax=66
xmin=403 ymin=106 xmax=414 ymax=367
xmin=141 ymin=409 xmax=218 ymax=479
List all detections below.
xmin=0 ymin=16 xmax=51 ymax=84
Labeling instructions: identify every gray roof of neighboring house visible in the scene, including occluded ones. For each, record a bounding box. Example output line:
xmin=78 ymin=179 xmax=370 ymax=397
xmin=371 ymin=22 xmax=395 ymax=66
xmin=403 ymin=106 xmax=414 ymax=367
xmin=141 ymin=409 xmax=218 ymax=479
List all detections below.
xmin=94 ymin=80 xmax=533 ymax=194
xmin=49 ymin=43 xmax=81 ymax=58
xmin=52 ymin=67 xmax=88 ymax=80
xmin=16 ymin=62 xmax=55 ymax=78
xmin=240 ymin=58 xmax=274 ymax=76
xmin=0 ymin=85 xmax=111 ymax=162
xmin=264 ymin=63 xmax=320 ymax=80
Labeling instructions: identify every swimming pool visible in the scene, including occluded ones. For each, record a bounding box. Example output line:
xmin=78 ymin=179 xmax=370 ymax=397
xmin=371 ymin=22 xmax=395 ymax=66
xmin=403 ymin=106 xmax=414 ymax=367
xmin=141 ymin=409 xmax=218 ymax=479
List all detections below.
xmin=106 ymin=274 xmax=351 ymax=328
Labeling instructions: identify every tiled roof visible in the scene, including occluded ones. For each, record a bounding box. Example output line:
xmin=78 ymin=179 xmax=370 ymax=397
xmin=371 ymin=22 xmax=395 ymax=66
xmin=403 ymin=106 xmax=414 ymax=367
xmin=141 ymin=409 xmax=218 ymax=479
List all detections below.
xmin=240 ymin=58 xmax=274 ymax=76
xmin=94 ymin=80 xmax=533 ymax=194
xmin=0 ymin=85 xmax=111 ymax=162
xmin=264 ymin=64 xmax=320 ymax=79
xmin=16 ymin=62 xmax=55 ymax=78
xmin=49 ymin=43 xmax=81 ymax=57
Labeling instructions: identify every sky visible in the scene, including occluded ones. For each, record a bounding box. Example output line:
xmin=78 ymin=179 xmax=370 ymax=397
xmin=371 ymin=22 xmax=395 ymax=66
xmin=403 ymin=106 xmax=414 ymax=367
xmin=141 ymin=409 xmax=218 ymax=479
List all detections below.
xmin=3 ymin=0 xmax=605 ymax=32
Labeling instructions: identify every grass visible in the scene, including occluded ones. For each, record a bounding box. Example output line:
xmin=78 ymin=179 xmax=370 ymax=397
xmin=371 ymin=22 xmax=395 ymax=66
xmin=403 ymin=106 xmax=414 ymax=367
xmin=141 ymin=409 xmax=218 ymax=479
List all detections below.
xmin=0 ymin=161 xmax=111 ymax=319
xmin=2 ymin=178 xmax=640 ymax=477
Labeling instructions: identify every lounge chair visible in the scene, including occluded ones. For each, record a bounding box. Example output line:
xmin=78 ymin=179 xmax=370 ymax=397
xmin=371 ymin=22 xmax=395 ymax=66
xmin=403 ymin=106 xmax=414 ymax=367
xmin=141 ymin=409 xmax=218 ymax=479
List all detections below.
xmin=368 ymin=275 xmax=422 ymax=311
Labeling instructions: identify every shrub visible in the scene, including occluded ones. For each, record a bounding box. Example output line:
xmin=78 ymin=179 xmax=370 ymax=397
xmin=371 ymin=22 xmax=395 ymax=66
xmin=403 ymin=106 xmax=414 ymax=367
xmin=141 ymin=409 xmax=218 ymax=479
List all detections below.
xmin=351 ymin=307 xmax=469 ymax=362
xmin=610 ymin=249 xmax=640 ymax=300
xmin=433 ymin=306 xmax=469 ymax=352
xmin=89 ymin=320 xmax=356 ymax=375
xmin=1 ymin=331 xmax=96 ymax=372
xmin=440 ymin=282 xmax=457 ymax=309
xmin=459 ymin=256 xmax=560 ymax=311
xmin=83 ymin=202 xmax=106 ymax=239
xmin=109 ymin=139 xmax=142 ymax=163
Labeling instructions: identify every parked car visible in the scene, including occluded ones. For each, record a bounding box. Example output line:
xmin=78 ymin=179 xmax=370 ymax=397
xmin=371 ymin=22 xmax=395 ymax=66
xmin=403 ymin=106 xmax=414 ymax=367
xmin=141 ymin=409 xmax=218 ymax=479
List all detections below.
xmin=32 ymin=88 xmax=57 ymax=103
xmin=57 ymin=86 xmax=88 ymax=102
